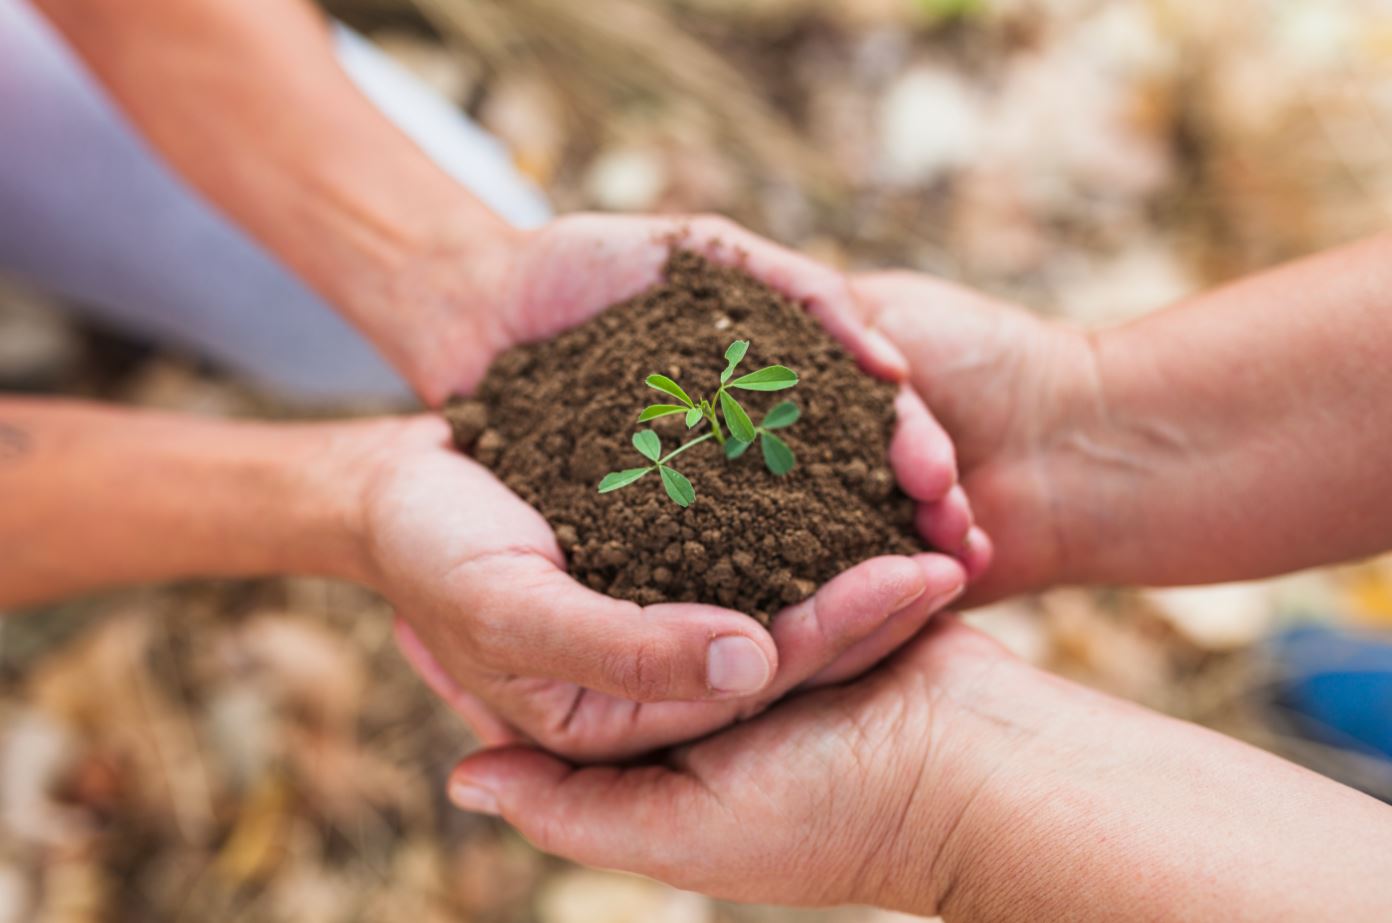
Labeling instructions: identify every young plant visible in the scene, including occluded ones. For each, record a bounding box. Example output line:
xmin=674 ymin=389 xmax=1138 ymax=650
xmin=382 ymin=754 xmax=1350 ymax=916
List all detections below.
xmin=597 ymin=340 xmax=800 ymax=507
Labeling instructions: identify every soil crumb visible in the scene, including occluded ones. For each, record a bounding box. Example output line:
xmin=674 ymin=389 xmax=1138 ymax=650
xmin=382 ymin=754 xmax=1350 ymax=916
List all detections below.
xmin=450 ymin=250 xmax=920 ymax=621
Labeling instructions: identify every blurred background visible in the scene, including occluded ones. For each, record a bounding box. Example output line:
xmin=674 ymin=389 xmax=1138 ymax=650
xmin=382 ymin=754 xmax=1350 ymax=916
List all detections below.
xmin=3 ymin=0 xmax=1392 ymax=919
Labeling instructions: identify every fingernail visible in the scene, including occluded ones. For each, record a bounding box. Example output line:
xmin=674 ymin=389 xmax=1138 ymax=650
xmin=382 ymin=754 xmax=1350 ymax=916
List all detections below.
xmin=449 ymin=779 xmax=500 ymax=815
xmin=893 ymin=583 xmax=929 ymax=613
xmin=707 ymin=636 xmax=772 ymax=695
xmin=925 ymin=580 xmax=966 ymax=613
xmin=864 ymin=328 xmax=908 ymax=379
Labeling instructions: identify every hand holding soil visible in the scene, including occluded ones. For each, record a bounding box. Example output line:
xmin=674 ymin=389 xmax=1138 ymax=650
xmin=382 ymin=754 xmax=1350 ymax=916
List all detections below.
xmin=385 ymin=233 xmax=985 ymax=762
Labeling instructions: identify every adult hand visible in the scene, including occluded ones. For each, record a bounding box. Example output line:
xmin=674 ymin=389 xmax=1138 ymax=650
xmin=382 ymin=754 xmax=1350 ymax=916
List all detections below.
xmin=369 ymin=215 xmax=989 ymax=760
xmin=444 ymin=616 xmax=1020 ymax=911
xmin=852 ymin=272 xmax=1095 ymax=602
xmin=446 ymin=615 xmax=1392 ymax=921
xmin=357 ymin=413 xmax=970 ymax=762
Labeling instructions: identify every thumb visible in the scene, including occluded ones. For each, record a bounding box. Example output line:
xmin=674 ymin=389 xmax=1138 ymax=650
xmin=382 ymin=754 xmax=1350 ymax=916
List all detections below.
xmin=452 ymin=553 xmax=779 ymax=702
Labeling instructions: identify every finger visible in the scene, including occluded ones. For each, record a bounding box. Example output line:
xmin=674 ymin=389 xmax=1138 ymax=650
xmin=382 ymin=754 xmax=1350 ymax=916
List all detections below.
xmin=531 ymin=553 xmax=932 ymax=759
xmin=452 ymin=553 xmax=778 ymax=703
xmin=890 ymin=386 xmax=957 ymax=502
xmin=801 ymin=554 xmax=966 ymax=689
xmin=759 ymin=554 xmax=929 ymax=696
xmin=448 ymin=746 xmax=708 ymax=878
xmin=961 ymin=526 xmax=995 ymax=583
xmin=679 ymin=216 xmax=908 ymax=380
xmin=393 ymin=617 xmax=523 ymax=746
xmin=915 ymin=484 xmax=975 ymax=555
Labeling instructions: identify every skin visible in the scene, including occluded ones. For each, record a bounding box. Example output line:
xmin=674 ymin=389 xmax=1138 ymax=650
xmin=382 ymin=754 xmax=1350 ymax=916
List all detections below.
xmin=0 ymin=398 xmax=970 ymax=765
xmin=24 ymin=0 xmax=1392 ymax=914
xmin=452 ymin=617 xmax=1392 ymax=921
xmin=22 ymin=0 xmax=983 ymax=762
xmin=853 ymin=232 xmax=1392 ymax=601
xmin=450 ymin=233 xmax=1392 ymax=917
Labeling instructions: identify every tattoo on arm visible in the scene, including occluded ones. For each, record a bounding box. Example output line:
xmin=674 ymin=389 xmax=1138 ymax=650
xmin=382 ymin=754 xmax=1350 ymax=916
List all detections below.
xmin=0 ymin=423 xmax=31 ymax=462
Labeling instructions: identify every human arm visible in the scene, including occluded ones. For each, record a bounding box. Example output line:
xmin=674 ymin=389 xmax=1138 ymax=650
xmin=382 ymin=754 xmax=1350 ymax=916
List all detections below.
xmin=0 ymin=397 xmax=967 ymax=759
xmin=33 ymin=0 xmax=515 ymax=401
xmin=449 ymin=615 xmax=1392 ymax=919
xmin=33 ymin=0 xmax=909 ymax=406
xmin=854 ymin=233 xmax=1392 ymax=600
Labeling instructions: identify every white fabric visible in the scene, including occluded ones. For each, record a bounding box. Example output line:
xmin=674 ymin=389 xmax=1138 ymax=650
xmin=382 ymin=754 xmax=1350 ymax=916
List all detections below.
xmin=0 ymin=2 xmax=550 ymax=402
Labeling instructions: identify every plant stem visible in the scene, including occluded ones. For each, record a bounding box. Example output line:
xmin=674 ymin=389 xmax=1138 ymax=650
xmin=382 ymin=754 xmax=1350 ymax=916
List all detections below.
xmin=659 ymin=432 xmax=714 ymax=465
xmin=703 ymin=397 xmax=726 ymax=446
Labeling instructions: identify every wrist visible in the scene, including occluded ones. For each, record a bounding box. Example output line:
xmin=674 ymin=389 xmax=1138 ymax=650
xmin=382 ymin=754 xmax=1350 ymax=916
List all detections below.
xmin=360 ymin=214 xmax=526 ymax=404
xmin=962 ymin=321 xmax=1111 ymax=599
xmin=861 ymin=623 xmax=1054 ymax=915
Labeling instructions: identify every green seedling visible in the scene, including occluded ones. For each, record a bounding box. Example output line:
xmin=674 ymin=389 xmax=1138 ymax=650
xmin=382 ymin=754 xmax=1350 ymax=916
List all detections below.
xmin=597 ymin=340 xmax=800 ymax=507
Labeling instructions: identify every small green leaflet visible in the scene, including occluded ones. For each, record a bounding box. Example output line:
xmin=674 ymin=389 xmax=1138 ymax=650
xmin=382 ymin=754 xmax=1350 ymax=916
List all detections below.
xmin=762 ymin=400 xmax=800 ymax=429
xmin=720 ymin=392 xmax=757 ymax=442
xmin=638 ymin=404 xmax=688 ymax=422
xmin=730 ymin=365 xmax=798 ymax=392
xmin=598 ymin=467 xmax=652 ymax=492
xmin=659 ymin=466 xmax=695 ymax=507
xmin=645 ymin=374 xmax=694 ymax=408
xmin=721 ymin=339 xmax=749 ymax=383
xmin=762 ymin=432 xmax=795 ymax=475
xmin=632 ymin=429 xmax=662 ymax=462
xmin=684 ymin=408 xmax=703 ymax=428
xmin=725 ymin=438 xmax=752 ymax=459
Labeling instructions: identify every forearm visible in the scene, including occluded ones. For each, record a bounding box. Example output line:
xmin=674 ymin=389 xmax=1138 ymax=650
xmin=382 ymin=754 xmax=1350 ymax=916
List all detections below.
xmin=0 ymin=398 xmax=381 ymax=607
xmin=1053 ymin=234 xmax=1392 ymax=586
xmin=896 ymin=662 xmax=1392 ymax=920
xmin=35 ymin=0 xmax=519 ymax=401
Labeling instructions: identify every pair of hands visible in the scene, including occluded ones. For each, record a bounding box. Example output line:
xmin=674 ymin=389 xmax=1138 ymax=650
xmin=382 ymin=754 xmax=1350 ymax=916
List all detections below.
xmin=351 ymin=215 xmax=1091 ymax=914
xmin=352 ymin=212 xmax=1076 ymax=762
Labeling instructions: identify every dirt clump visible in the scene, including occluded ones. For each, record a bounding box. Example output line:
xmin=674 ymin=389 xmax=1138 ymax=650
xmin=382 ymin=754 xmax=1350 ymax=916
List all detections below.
xmin=449 ymin=250 xmax=920 ymax=622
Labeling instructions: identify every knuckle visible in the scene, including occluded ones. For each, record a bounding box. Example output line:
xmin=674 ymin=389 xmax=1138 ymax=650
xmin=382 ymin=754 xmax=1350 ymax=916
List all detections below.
xmin=605 ymin=641 xmax=675 ymax=702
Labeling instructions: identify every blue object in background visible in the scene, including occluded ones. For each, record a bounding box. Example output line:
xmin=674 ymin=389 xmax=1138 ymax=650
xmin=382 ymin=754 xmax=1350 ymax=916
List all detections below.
xmin=1269 ymin=624 xmax=1392 ymax=761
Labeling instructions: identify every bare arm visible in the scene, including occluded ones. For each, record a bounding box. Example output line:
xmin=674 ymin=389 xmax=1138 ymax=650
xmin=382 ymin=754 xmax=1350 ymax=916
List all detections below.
xmin=33 ymin=0 xmax=517 ymax=402
xmin=0 ymin=398 xmax=376 ymax=605
xmin=447 ymin=617 xmax=1392 ymax=920
xmin=1067 ymin=233 xmax=1392 ymax=585
xmin=857 ymin=233 xmax=1392 ymax=596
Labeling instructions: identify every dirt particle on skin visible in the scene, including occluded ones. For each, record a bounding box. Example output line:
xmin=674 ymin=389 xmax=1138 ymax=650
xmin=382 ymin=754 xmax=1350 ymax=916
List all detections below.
xmin=461 ymin=250 xmax=920 ymax=616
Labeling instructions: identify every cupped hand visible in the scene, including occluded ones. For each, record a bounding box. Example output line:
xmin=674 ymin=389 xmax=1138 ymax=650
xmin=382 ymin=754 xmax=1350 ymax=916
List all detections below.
xmin=420 ymin=212 xmax=909 ymax=404
xmin=370 ymin=215 xmax=987 ymax=760
xmin=444 ymin=616 xmax=1026 ymax=912
xmin=853 ymin=272 xmax=1098 ymax=602
xmin=360 ymin=414 xmax=969 ymax=762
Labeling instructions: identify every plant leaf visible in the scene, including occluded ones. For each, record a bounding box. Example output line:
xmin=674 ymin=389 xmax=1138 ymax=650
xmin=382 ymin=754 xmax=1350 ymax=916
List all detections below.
xmin=730 ymin=365 xmax=798 ymax=391
xmin=645 ymin=374 xmax=693 ymax=408
xmin=659 ymin=466 xmax=695 ymax=507
xmin=638 ymin=404 xmax=688 ymax=422
xmin=720 ymin=391 xmax=757 ymax=443
xmin=721 ymin=340 xmax=749 ymax=383
xmin=598 ymin=467 xmax=652 ymax=493
xmin=725 ymin=437 xmax=752 ymax=459
xmin=632 ymin=429 xmax=662 ymax=462
xmin=762 ymin=400 xmax=801 ymax=429
xmin=761 ymin=432 xmax=796 ymax=475
xmin=684 ymin=407 xmax=703 ymax=428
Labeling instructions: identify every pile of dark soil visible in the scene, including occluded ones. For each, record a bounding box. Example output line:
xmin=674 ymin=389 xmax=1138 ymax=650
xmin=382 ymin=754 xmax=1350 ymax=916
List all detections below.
xmin=447 ymin=251 xmax=920 ymax=622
